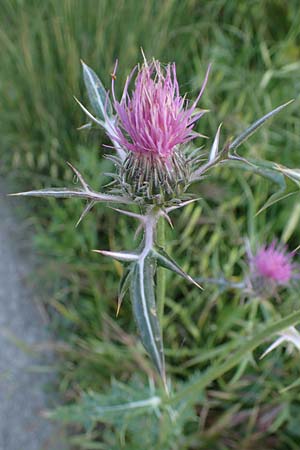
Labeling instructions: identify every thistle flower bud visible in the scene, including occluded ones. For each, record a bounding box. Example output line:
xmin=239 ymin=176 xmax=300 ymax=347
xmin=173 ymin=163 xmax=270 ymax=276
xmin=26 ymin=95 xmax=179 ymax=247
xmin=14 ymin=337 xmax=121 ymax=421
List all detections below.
xmin=120 ymin=148 xmax=191 ymax=204
xmin=110 ymin=59 xmax=209 ymax=203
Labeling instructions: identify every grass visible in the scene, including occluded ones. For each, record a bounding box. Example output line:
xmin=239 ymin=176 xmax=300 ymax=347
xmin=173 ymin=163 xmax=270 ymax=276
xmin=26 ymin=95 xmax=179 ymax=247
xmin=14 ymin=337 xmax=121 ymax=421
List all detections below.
xmin=1 ymin=0 xmax=300 ymax=448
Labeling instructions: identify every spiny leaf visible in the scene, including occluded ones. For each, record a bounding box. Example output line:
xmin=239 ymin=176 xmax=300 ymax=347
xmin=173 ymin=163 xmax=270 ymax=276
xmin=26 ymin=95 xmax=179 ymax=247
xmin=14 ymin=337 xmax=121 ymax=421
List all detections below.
xmin=46 ymin=378 xmax=161 ymax=427
xmin=209 ymin=123 xmax=222 ymax=163
xmin=153 ymin=247 xmax=202 ymax=290
xmin=10 ymin=187 xmax=90 ymax=198
xmin=226 ymin=157 xmax=289 ymax=214
xmin=74 ymin=96 xmax=104 ymax=126
xmin=75 ymin=200 xmax=95 ymax=227
xmin=130 ymin=256 xmax=166 ymax=385
xmin=274 ymin=164 xmax=300 ymax=186
xmin=93 ymin=249 xmax=139 ymax=262
xmin=111 ymin=207 xmax=145 ymax=221
xmin=229 ymin=99 xmax=294 ymax=152
xmin=260 ymin=326 xmax=300 ymax=359
xmin=10 ymin=163 xmax=134 ymax=205
xmin=165 ymin=198 xmax=201 ymax=213
xmin=81 ymin=60 xmax=113 ymax=120
xmin=117 ymin=265 xmax=134 ymax=316
xmin=227 ymin=157 xmax=285 ymax=186
xmin=256 ymin=191 xmax=298 ymax=216
xmin=10 ymin=187 xmax=132 ymax=204
xmin=66 ymin=161 xmax=90 ymax=190
xmin=77 ymin=122 xmax=92 ymax=130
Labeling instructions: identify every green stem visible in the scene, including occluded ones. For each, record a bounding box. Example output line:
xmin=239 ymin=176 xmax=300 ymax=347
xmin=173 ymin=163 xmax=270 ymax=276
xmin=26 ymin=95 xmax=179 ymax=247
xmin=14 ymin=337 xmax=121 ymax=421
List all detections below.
xmin=168 ymin=309 xmax=300 ymax=405
xmin=156 ymin=215 xmax=166 ymax=324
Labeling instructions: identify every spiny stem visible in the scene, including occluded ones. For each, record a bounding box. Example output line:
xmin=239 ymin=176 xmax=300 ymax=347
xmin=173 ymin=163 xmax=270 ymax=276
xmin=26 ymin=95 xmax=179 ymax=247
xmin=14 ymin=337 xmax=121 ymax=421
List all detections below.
xmin=157 ymin=215 xmax=166 ymax=324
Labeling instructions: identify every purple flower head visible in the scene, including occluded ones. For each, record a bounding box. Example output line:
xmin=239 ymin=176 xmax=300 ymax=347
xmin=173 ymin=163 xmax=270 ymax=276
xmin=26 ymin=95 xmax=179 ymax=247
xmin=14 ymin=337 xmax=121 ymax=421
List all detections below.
xmin=251 ymin=242 xmax=295 ymax=286
xmin=110 ymin=59 xmax=210 ymax=160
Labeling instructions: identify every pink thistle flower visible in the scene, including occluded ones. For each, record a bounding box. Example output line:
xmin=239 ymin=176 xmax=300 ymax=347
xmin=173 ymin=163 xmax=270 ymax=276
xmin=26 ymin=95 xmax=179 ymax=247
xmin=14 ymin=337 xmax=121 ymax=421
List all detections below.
xmin=251 ymin=242 xmax=295 ymax=286
xmin=110 ymin=59 xmax=210 ymax=160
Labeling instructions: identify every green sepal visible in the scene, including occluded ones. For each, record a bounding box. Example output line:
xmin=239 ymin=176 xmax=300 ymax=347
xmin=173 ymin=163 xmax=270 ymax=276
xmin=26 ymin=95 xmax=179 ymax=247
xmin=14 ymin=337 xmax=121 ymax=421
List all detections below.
xmin=130 ymin=255 xmax=165 ymax=382
xmin=81 ymin=60 xmax=113 ymax=120
xmin=153 ymin=247 xmax=201 ymax=289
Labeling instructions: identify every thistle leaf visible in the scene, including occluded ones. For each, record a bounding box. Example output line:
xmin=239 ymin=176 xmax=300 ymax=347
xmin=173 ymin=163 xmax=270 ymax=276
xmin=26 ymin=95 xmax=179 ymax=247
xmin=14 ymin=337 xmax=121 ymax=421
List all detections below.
xmin=226 ymin=157 xmax=288 ymax=214
xmin=93 ymin=249 xmax=139 ymax=262
xmin=209 ymin=123 xmax=222 ymax=162
xmin=47 ymin=378 xmax=161 ymax=428
xmin=66 ymin=161 xmax=90 ymax=190
xmin=75 ymin=201 xmax=96 ymax=227
xmin=10 ymin=188 xmax=89 ymax=198
xmin=130 ymin=256 xmax=166 ymax=383
xmin=256 ymin=191 xmax=298 ymax=216
xmin=74 ymin=96 xmax=104 ymax=126
xmin=81 ymin=60 xmax=113 ymax=120
xmin=229 ymin=99 xmax=294 ymax=152
xmin=226 ymin=159 xmax=300 ymax=215
xmin=10 ymin=188 xmax=132 ymax=204
xmin=49 ymin=394 xmax=161 ymax=424
xmin=153 ymin=247 xmax=202 ymax=290
xmin=77 ymin=122 xmax=92 ymax=130
xmin=260 ymin=326 xmax=300 ymax=359
xmin=117 ymin=265 xmax=134 ymax=316
xmin=111 ymin=207 xmax=145 ymax=222
xmin=165 ymin=198 xmax=201 ymax=213
xmin=274 ymin=165 xmax=300 ymax=186
xmin=10 ymin=163 xmax=133 ymax=205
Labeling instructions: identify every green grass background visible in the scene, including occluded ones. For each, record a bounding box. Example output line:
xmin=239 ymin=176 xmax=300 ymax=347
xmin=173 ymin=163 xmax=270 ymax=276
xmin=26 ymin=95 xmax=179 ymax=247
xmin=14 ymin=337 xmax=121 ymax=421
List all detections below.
xmin=1 ymin=0 xmax=300 ymax=448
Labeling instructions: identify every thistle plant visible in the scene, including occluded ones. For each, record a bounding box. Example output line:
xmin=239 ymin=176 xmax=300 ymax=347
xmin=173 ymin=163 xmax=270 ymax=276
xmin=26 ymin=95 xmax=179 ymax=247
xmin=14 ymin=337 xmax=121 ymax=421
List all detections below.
xmin=200 ymin=240 xmax=300 ymax=360
xmin=12 ymin=55 xmax=297 ymax=391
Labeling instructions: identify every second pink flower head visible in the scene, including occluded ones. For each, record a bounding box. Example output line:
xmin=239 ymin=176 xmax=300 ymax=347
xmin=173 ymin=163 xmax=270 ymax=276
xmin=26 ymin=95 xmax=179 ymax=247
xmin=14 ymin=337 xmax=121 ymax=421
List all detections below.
xmin=251 ymin=242 xmax=295 ymax=286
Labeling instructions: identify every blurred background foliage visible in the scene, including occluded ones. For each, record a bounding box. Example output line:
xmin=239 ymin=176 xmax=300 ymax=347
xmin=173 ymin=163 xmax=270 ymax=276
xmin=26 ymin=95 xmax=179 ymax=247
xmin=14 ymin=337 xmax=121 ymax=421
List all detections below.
xmin=1 ymin=0 xmax=300 ymax=448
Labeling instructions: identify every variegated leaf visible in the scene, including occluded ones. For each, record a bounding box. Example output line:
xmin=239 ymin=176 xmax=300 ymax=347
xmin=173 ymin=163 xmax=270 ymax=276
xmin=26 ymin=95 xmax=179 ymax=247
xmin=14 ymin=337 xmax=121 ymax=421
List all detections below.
xmin=229 ymin=99 xmax=294 ymax=152
xmin=10 ymin=188 xmax=132 ymax=204
xmin=93 ymin=249 xmax=139 ymax=262
xmin=117 ymin=264 xmax=134 ymax=316
xmin=130 ymin=256 xmax=166 ymax=383
xmin=209 ymin=123 xmax=222 ymax=163
xmin=225 ymin=157 xmax=289 ymax=214
xmin=153 ymin=247 xmax=202 ymax=289
xmin=81 ymin=60 xmax=113 ymax=120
